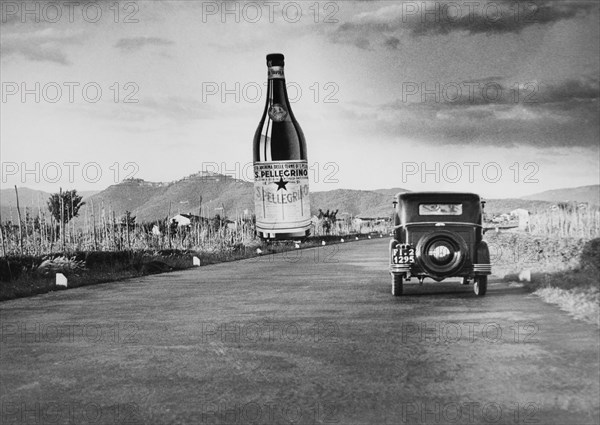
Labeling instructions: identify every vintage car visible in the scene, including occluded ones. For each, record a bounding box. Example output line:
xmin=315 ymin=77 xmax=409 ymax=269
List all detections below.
xmin=389 ymin=192 xmax=491 ymax=296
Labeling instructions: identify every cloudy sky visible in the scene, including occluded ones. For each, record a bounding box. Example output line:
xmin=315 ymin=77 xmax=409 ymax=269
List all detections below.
xmin=1 ymin=0 xmax=598 ymax=198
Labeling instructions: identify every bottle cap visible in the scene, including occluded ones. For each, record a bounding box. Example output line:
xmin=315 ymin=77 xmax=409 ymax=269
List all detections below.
xmin=267 ymin=53 xmax=284 ymax=67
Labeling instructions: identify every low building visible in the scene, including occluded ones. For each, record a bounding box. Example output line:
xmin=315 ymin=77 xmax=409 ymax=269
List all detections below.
xmin=171 ymin=213 xmax=201 ymax=227
xmin=510 ymin=208 xmax=530 ymax=231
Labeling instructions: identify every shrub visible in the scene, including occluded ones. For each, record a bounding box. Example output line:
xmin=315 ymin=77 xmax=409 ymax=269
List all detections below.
xmin=37 ymin=256 xmax=85 ymax=277
xmin=580 ymin=238 xmax=600 ymax=273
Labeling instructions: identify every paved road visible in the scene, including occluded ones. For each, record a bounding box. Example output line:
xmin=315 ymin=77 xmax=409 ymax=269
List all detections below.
xmin=1 ymin=239 xmax=598 ymax=425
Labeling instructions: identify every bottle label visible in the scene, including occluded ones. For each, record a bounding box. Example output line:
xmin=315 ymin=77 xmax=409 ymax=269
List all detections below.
xmin=253 ymin=160 xmax=311 ymax=232
xmin=268 ymin=66 xmax=285 ymax=79
xmin=268 ymin=104 xmax=287 ymax=122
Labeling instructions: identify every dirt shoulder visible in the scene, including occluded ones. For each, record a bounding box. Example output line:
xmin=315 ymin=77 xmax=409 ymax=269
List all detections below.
xmin=487 ymin=231 xmax=599 ymax=326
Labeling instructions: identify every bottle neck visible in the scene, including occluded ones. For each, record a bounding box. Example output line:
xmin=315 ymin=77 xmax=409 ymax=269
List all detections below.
xmin=265 ymin=66 xmax=290 ymax=109
xmin=268 ymin=66 xmax=285 ymax=80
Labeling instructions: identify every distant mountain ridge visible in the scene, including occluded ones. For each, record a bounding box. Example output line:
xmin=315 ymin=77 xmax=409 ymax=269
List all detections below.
xmin=371 ymin=188 xmax=411 ymax=197
xmin=0 ymin=187 xmax=99 ymax=222
xmin=521 ymin=185 xmax=599 ymax=205
xmin=0 ymin=187 xmax=51 ymax=222
xmin=1 ymin=176 xmax=595 ymax=223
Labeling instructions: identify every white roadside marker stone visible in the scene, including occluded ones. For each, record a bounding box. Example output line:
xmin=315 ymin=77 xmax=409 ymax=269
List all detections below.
xmin=518 ymin=269 xmax=531 ymax=282
xmin=56 ymin=273 xmax=68 ymax=288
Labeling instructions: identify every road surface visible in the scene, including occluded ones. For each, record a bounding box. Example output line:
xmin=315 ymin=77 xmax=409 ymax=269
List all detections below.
xmin=1 ymin=239 xmax=598 ymax=424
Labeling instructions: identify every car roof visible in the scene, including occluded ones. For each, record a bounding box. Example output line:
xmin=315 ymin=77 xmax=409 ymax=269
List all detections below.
xmin=396 ymin=191 xmax=481 ymax=202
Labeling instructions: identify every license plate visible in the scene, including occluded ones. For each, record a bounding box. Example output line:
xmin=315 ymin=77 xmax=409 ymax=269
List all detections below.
xmin=393 ymin=244 xmax=415 ymax=264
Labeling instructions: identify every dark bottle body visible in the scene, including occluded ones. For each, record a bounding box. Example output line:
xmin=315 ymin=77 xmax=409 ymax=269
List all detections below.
xmin=253 ymin=54 xmax=311 ymax=240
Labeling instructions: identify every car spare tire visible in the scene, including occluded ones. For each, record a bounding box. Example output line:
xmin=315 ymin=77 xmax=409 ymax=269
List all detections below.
xmin=415 ymin=230 xmax=468 ymax=278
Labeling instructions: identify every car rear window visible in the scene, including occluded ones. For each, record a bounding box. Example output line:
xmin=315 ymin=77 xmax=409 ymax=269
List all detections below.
xmin=419 ymin=204 xmax=463 ymax=215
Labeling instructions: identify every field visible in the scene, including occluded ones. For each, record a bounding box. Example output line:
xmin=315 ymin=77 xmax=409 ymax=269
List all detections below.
xmin=1 ymin=204 xmax=598 ymax=310
xmin=529 ymin=205 xmax=600 ymax=239
xmin=0 ymin=211 xmax=388 ymax=301
xmin=486 ymin=206 xmax=600 ymax=326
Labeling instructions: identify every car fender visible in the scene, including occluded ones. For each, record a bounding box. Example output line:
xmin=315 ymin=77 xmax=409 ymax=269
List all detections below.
xmin=473 ymin=240 xmax=492 ymax=275
xmin=476 ymin=240 xmax=490 ymax=264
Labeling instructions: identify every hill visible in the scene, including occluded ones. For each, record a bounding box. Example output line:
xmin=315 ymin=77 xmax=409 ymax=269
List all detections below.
xmin=311 ymin=189 xmax=391 ymax=218
xmin=482 ymin=198 xmax=555 ymax=215
xmin=371 ymin=188 xmax=411 ymax=198
xmin=0 ymin=187 xmax=101 ymax=222
xmin=0 ymin=187 xmax=52 ymax=221
xmin=75 ymin=174 xmax=254 ymax=223
xmin=69 ymin=176 xmax=397 ymax=223
xmin=77 ymin=177 xmax=395 ymax=222
xmin=521 ymin=185 xmax=599 ymax=205
xmin=1 ymin=178 xmax=595 ymax=224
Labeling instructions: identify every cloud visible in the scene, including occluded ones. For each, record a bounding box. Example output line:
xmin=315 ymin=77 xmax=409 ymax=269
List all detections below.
xmin=341 ymin=77 xmax=599 ymax=148
xmin=114 ymin=37 xmax=174 ymax=51
xmin=407 ymin=0 xmax=595 ymax=36
xmin=329 ymin=1 xmax=597 ymax=49
xmin=539 ymin=78 xmax=600 ymax=104
xmin=387 ymin=77 xmax=599 ymax=107
xmin=0 ymin=28 xmax=81 ymax=65
xmin=134 ymin=96 xmax=216 ymax=121
xmin=72 ymin=94 xmax=219 ymax=137
xmin=1 ymin=42 xmax=70 ymax=65
xmin=1 ymin=11 xmax=20 ymax=26
xmin=86 ymin=95 xmax=217 ymax=124
xmin=383 ymin=36 xmax=401 ymax=50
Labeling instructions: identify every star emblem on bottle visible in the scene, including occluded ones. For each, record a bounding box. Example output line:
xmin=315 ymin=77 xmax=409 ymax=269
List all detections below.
xmin=274 ymin=177 xmax=288 ymax=191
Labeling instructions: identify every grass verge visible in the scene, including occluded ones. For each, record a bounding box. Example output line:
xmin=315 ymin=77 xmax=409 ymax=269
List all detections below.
xmin=498 ymin=236 xmax=600 ymax=326
xmin=0 ymin=233 xmax=375 ymax=302
xmin=534 ymin=285 xmax=599 ymax=326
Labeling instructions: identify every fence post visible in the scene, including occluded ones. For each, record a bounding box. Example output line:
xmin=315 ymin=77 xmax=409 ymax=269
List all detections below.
xmin=14 ymin=185 xmax=23 ymax=255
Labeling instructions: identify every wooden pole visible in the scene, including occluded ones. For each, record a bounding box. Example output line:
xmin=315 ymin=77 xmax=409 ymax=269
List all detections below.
xmin=60 ymin=188 xmax=65 ymax=252
xmin=14 ymin=186 xmax=23 ymax=255
xmin=70 ymin=193 xmax=75 ymax=248
xmin=0 ymin=201 xmax=6 ymax=257
xmin=112 ymin=210 xmax=117 ymax=250
xmin=37 ymin=195 xmax=43 ymax=254
xmin=167 ymin=201 xmax=172 ymax=249
xmin=91 ymin=201 xmax=97 ymax=251
xmin=126 ymin=212 xmax=131 ymax=250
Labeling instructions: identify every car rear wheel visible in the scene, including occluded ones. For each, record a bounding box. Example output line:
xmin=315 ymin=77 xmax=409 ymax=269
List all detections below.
xmin=416 ymin=231 xmax=468 ymax=278
xmin=474 ymin=276 xmax=487 ymax=296
xmin=392 ymin=274 xmax=403 ymax=296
